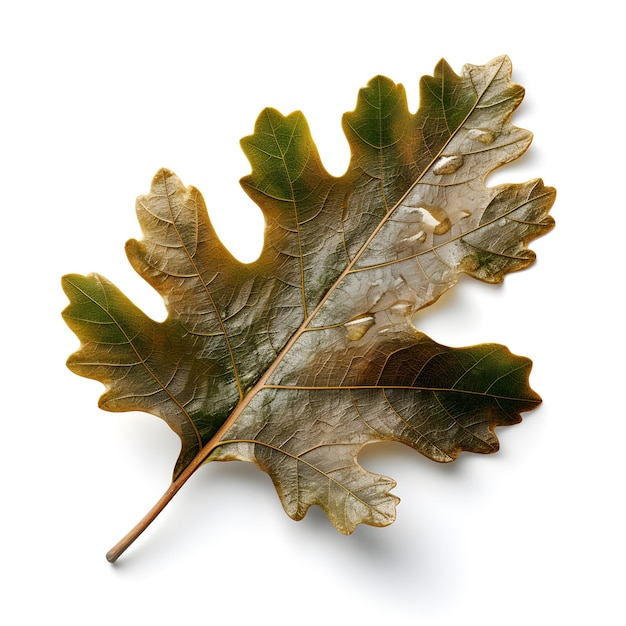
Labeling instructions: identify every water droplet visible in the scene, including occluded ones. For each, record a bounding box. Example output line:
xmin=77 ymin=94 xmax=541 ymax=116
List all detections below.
xmin=467 ymin=128 xmax=496 ymax=144
xmin=344 ymin=315 xmax=375 ymax=341
xmin=433 ymin=217 xmax=452 ymax=235
xmin=433 ymin=155 xmax=464 ymax=175
xmin=400 ymin=230 xmax=427 ymax=246
xmin=417 ymin=208 xmax=440 ymax=229
xmin=389 ymin=302 xmax=413 ymax=319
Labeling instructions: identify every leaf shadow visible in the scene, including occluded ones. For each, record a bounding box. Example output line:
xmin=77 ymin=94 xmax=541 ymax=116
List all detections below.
xmin=284 ymin=442 xmax=472 ymax=604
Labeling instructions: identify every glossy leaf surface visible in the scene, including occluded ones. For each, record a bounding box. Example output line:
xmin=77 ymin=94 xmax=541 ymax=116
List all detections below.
xmin=62 ymin=56 xmax=555 ymax=544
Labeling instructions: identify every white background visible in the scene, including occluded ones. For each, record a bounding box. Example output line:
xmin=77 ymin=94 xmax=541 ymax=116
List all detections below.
xmin=2 ymin=1 xmax=624 ymax=624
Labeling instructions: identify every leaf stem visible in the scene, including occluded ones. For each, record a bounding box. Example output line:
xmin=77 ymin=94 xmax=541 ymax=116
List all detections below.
xmin=106 ymin=378 xmax=262 ymax=562
xmin=105 ymin=448 xmax=209 ymax=563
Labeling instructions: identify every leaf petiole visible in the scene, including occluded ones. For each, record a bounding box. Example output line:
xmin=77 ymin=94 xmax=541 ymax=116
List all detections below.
xmin=105 ymin=446 xmax=211 ymax=563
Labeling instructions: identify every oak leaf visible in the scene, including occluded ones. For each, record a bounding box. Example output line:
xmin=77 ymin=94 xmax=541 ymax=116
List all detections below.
xmin=62 ymin=56 xmax=555 ymax=560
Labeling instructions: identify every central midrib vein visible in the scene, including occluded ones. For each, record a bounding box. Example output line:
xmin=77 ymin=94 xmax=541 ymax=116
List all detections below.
xmin=199 ymin=60 xmax=505 ymax=459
